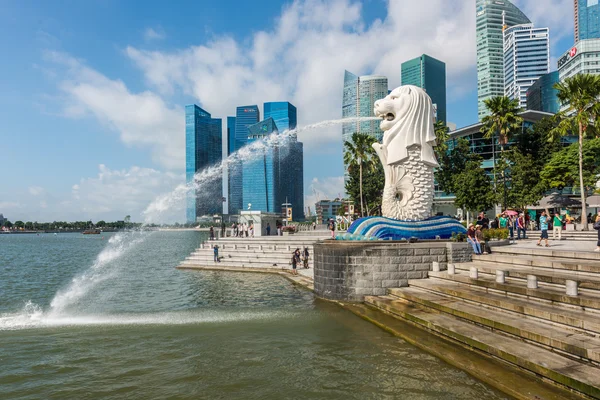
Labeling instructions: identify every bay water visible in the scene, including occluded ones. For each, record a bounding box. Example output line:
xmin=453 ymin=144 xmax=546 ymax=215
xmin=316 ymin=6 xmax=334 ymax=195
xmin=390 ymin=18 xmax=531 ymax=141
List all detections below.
xmin=0 ymin=231 xmax=509 ymax=399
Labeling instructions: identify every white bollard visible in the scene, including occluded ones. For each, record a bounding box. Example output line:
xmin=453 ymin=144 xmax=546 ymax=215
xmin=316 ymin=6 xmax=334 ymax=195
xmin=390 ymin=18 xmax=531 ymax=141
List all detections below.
xmin=527 ymin=275 xmax=538 ymax=289
xmin=432 ymin=261 xmax=440 ymax=272
xmin=496 ymin=270 xmax=506 ymax=284
xmin=566 ymin=280 xmax=579 ymax=296
xmin=470 ymin=267 xmax=478 ymax=279
xmin=448 ymin=263 xmax=455 ymax=275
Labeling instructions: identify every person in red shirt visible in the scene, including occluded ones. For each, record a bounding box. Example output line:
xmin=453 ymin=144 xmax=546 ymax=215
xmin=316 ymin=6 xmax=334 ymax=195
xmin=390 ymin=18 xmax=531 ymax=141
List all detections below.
xmin=517 ymin=213 xmax=527 ymax=240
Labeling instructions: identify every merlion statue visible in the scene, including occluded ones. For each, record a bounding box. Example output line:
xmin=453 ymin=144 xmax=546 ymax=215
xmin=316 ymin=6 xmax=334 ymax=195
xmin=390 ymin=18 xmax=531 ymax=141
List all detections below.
xmin=373 ymin=85 xmax=438 ymax=221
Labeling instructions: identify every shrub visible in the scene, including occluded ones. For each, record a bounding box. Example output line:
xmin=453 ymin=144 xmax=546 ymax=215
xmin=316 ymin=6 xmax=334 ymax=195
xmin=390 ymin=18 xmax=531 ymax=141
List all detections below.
xmin=482 ymin=228 xmax=509 ymax=241
xmin=282 ymin=225 xmax=296 ymax=233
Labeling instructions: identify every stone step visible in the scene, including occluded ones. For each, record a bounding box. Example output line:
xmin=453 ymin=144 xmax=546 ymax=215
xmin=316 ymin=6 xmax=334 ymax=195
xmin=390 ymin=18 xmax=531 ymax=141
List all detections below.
xmin=364 ymin=295 xmax=600 ymax=399
xmin=386 ymin=286 xmax=600 ymax=362
xmin=406 ymin=278 xmax=600 ymax=334
xmin=491 ymin=246 xmax=600 ymax=261
xmin=474 ymin=253 xmax=600 ymax=274
xmin=181 ymin=258 xmax=310 ymax=269
xmin=428 ymin=271 xmax=600 ymax=310
xmin=456 ymin=261 xmax=600 ymax=291
xmin=192 ymin=246 xmax=315 ymax=254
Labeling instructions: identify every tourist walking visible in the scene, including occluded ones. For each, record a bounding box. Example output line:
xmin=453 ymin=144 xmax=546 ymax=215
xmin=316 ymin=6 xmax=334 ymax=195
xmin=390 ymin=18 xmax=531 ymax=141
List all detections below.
xmin=467 ymin=224 xmax=481 ymax=255
xmin=475 ymin=225 xmax=485 ymax=254
xmin=290 ymin=248 xmax=300 ymax=275
xmin=302 ymin=247 xmax=310 ymax=269
xmin=517 ymin=213 xmax=527 ymax=240
xmin=537 ymin=211 xmax=550 ymax=247
xmin=553 ymin=213 xmax=563 ymax=240
xmin=209 ymin=226 xmax=215 ymax=241
xmin=594 ymin=211 xmax=600 ymax=252
xmin=213 ymin=245 xmax=220 ymax=262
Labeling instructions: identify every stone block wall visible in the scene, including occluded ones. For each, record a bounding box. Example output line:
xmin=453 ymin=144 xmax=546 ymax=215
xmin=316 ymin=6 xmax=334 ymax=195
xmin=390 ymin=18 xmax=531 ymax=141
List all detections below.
xmin=313 ymin=241 xmax=471 ymax=302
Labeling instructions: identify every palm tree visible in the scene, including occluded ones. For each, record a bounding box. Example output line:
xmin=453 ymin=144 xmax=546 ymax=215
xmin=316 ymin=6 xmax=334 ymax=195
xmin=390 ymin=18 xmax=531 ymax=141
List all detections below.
xmin=552 ymin=73 xmax=600 ymax=230
xmin=434 ymin=120 xmax=450 ymax=159
xmin=343 ymin=132 xmax=378 ymax=217
xmin=480 ymin=96 xmax=523 ymax=210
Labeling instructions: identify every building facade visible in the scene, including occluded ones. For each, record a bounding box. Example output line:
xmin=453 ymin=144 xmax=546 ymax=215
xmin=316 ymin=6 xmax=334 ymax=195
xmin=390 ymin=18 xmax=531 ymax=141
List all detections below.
xmin=476 ymin=0 xmax=531 ymax=119
xmin=575 ymin=0 xmax=600 ymax=42
xmin=315 ymin=200 xmax=343 ymax=224
xmin=503 ymin=24 xmax=550 ymax=108
xmin=185 ymin=105 xmax=223 ymax=223
xmin=264 ymin=101 xmax=303 ymax=221
xmin=401 ymin=54 xmax=447 ymax=123
xmin=526 ymin=71 xmax=560 ymax=114
xmin=558 ymin=39 xmax=600 ymax=82
xmin=229 ymin=106 xmax=260 ymax=215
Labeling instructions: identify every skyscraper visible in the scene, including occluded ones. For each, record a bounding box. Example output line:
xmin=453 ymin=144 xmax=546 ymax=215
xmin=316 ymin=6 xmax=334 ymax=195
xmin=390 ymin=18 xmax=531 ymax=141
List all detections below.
xmin=243 ymin=118 xmax=280 ymax=213
xmin=264 ymin=102 xmax=303 ymax=219
xmin=223 ymin=116 xmax=236 ymax=215
xmin=342 ymin=71 xmax=388 ymax=146
xmin=526 ymin=71 xmax=560 ymax=114
xmin=401 ymin=54 xmax=447 ymax=123
xmin=185 ymin=105 xmax=222 ymax=223
xmin=476 ymin=0 xmax=531 ymax=119
xmin=503 ymin=23 xmax=550 ymax=108
xmin=229 ymin=106 xmax=259 ymax=215
xmin=575 ymin=0 xmax=600 ymax=42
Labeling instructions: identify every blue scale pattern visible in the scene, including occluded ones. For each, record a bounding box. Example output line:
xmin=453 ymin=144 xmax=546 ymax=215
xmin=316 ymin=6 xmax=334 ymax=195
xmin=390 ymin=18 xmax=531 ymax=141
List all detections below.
xmin=343 ymin=216 xmax=467 ymax=241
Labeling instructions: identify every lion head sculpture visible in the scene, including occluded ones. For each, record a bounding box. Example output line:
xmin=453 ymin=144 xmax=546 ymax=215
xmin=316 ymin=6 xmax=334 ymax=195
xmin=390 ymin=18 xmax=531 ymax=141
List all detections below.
xmin=373 ymin=85 xmax=438 ymax=168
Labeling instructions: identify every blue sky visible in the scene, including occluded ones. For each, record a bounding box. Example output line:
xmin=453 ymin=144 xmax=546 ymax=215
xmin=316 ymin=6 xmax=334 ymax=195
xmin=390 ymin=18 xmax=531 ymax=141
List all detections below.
xmin=0 ymin=0 xmax=575 ymax=223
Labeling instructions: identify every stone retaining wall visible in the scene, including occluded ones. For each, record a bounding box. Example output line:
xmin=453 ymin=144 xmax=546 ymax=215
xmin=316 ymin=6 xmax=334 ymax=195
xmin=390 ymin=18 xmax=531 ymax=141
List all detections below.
xmin=313 ymin=241 xmax=471 ymax=302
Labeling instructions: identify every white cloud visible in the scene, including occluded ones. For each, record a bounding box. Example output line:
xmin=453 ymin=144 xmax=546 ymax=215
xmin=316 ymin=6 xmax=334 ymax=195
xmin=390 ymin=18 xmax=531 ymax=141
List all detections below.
xmin=29 ymin=186 xmax=45 ymax=196
xmin=0 ymin=201 xmax=22 ymax=210
xmin=44 ymin=51 xmax=184 ymax=170
xmin=305 ymin=176 xmax=345 ymax=210
xmin=144 ymin=27 xmax=166 ymax=40
xmin=125 ymin=0 xmax=477 ymax=149
xmin=515 ymin=0 xmax=574 ymax=44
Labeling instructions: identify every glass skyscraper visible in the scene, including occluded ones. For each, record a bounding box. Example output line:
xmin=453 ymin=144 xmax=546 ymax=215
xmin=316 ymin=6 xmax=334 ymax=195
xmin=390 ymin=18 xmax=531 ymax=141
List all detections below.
xmin=185 ymin=105 xmax=222 ymax=223
xmin=503 ymin=24 xmax=550 ymax=108
xmin=401 ymin=54 xmax=447 ymax=123
xmin=526 ymin=71 xmax=560 ymax=114
xmin=476 ymin=0 xmax=530 ymax=119
xmin=243 ymin=117 xmax=280 ymax=213
xmin=229 ymin=106 xmax=259 ymax=215
xmin=576 ymin=0 xmax=600 ymax=42
xmin=264 ymin=102 xmax=303 ymax=219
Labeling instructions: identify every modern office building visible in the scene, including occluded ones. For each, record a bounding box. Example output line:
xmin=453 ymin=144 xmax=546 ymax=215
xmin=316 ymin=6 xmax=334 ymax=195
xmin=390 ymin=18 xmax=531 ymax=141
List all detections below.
xmin=264 ymin=101 xmax=303 ymax=220
xmin=476 ymin=0 xmax=531 ymax=119
xmin=526 ymin=71 xmax=560 ymax=114
xmin=558 ymin=39 xmax=600 ymax=82
xmin=315 ymin=199 xmax=343 ymax=224
xmin=185 ymin=104 xmax=223 ymax=223
xmin=243 ymin=118 xmax=280 ymax=213
xmin=503 ymin=23 xmax=550 ymax=108
xmin=222 ymin=116 xmax=236 ymax=215
xmin=229 ymin=106 xmax=260 ymax=215
xmin=401 ymin=54 xmax=447 ymax=123
xmin=342 ymin=70 xmax=388 ymax=145
xmin=575 ymin=0 xmax=600 ymax=42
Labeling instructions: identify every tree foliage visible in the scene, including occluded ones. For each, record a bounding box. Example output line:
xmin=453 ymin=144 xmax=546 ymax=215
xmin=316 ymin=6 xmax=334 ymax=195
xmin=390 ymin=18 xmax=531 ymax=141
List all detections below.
xmin=345 ymin=161 xmax=384 ymax=216
xmin=343 ymin=132 xmax=378 ymax=217
xmin=436 ymin=138 xmax=473 ymax=195
xmin=541 ymin=138 xmax=600 ymax=192
xmin=480 ymin=96 xmax=523 ymax=148
xmin=504 ymin=150 xmax=546 ymax=210
xmin=453 ymin=157 xmax=496 ymax=213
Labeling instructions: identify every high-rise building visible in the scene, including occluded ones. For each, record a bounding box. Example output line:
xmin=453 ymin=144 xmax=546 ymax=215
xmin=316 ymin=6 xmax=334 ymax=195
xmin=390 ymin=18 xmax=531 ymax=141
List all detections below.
xmin=575 ymin=0 xmax=600 ymax=42
xmin=526 ymin=71 xmax=560 ymax=114
xmin=264 ymin=102 xmax=303 ymax=219
xmin=223 ymin=116 xmax=236 ymax=215
xmin=342 ymin=70 xmax=388 ymax=145
xmin=503 ymin=23 xmax=550 ymax=108
xmin=229 ymin=106 xmax=259 ymax=215
xmin=401 ymin=54 xmax=447 ymax=123
xmin=243 ymin=118 xmax=280 ymax=213
xmin=476 ymin=0 xmax=531 ymax=119
xmin=185 ymin=105 xmax=223 ymax=223
xmin=559 ymin=39 xmax=600 ymax=81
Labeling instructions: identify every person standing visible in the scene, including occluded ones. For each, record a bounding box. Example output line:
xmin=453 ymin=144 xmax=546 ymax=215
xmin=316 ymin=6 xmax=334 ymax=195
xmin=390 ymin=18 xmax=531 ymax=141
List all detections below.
xmin=249 ymin=223 xmax=254 ymax=238
xmin=507 ymin=215 xmax=515 ymax=243
xmin=213 ymin=245 xmax=220 ymax=263
xmin=209 ymin=226 xmax=215 ymax=241
xmin=467 ymin=224 xmax=481 ymax=255
xmin=276 ymin=221 xmax=282 ymax=236
xmin=553 ymin=213 xmax=563 ymax=241
xmin=517 ymin=213 xmax=526 ymax=240
xmin=266 ymin=223 xmax=271 ymax=236
xmin=302 ymin=247 xmax=310 ymax=269
xmin=537 ymin=211 xmax=550 ymax=247
xmin=221 ymin=222 xmax=226 ymax=238
xmin=290 ymin=248 xmax=300 ymax=275
xmin=499 ymin=213 xmax=508 ymax=229
xmin=594 ymin=212 xmax=600 ymax=252
xmin=312 ymin=221 xmax=316 ymax=230
xmin=329 ymin=219 xmax=336 ymax=239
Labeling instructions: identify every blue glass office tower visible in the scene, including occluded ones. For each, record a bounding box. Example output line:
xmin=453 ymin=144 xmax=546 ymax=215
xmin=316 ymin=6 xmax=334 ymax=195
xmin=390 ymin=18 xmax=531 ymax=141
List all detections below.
xmin=243 ymin=118 xmax=279 ymax=212
xmin=576 ymin=0 xmax=600 ymax=42
xmin=401 ymin=54 xmax=447 ymax=123
xmin=264 ymin=102 xmax=303 ymax=219
xmin=526 ymin=71 xmax=560 ymax=114
xmin=185 ymin=105 xmax=222 ymax=223
xmin=229 ymin=106 xmax=259 ymax=215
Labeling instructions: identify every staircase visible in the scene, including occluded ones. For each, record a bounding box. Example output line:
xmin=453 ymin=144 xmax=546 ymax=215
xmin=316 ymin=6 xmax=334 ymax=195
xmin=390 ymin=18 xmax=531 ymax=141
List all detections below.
xmin=178 ymin=234 xmax=329 ymax=273
xmin=527 ymin=230 xmax=599 ymax=241
xmin=365 ymin=246 xmax=600 ymax=398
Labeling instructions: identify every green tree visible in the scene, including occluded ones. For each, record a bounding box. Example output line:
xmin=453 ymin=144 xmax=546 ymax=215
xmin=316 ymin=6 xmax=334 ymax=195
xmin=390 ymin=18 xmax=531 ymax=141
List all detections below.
xmin=480 ymin=96 xmax=523 ymax=210
xmin=345 ymin=161 xmax=384 ymax=216
xmin=552 ymin=73 xmax=600 ymax=229
xmin=24 ymin=221 xmax=33 ymax=230
xmin=436 ymin=138 xmax=473 ymax=195
xmin=14 ymin=221 xmax=25 ymax=229
xmin=3 ymin=220 xmax=12 ymax=229
xmin=343 ymin=132 xmax=378 ymax=217
xmin=505 ymin=150 xmax=546 ymax=210
xmin=454 ymin=158 xmax=496 ymax=214
xmin=541 ymin=138 xmax=600 ymax=197
xmin=434 ymin=120 xmax=450 ymax=160
xmin=96 ymin=220 xmax=106 ymax=227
